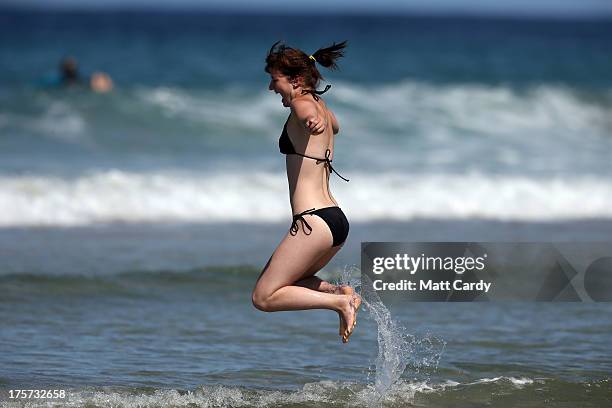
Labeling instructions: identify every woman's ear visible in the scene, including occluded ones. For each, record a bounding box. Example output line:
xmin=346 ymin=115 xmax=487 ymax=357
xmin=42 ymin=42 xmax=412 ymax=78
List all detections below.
xmin=291 ymin=76 xmax=302 ymax=88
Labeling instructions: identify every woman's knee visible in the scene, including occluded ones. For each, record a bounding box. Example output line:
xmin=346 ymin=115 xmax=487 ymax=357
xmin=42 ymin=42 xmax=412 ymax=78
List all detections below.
xmin=251 ymin=289 xmax=272 ymax=312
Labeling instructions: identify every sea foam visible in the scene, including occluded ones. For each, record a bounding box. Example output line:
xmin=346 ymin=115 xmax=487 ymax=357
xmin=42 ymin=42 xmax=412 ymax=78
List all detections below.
xmin=1 ymin=170 xmax=611 ymax=226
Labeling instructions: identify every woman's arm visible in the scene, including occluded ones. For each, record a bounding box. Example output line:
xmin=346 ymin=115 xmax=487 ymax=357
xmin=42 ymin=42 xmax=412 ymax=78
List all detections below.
xmin=290 ymin=98 xmax=326 ymax=134
xmin=329 ymin=110 xmax=339 ymax=135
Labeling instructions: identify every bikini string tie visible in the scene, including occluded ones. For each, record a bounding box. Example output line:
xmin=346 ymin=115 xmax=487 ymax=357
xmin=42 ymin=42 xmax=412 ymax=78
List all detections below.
xmin=300 ymin=84 xmax=331 ymax=101
xmin=290 ymin=208 xmax=318 ymax=236
xmin=317 ymin=149 xmax=350 ymax=182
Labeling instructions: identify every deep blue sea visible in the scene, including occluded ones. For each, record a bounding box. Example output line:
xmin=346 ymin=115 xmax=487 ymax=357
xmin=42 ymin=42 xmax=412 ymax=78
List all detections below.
xmin=0 ymin=10 xmax=611 ymax=407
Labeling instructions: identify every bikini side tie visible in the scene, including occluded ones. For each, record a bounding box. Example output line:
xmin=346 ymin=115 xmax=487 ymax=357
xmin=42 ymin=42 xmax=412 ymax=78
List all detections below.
xmin=290 ymin=208 xmax=317 ymax=236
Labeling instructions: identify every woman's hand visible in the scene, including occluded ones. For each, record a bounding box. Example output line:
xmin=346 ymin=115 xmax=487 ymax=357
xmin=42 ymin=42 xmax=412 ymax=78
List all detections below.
xmin=305 ymin=116 xmax=326 ymax=134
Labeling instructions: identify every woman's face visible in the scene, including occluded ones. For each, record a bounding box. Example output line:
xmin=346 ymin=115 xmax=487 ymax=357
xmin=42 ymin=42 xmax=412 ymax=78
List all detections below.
xmin=268 ymin=70 xmax=296 ymax=107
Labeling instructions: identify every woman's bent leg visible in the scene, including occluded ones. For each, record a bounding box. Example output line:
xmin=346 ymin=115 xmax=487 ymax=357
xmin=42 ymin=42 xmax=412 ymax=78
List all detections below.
xmin=252 ymin=215 xmax=335 ymax=312
xmin=251 ymin=215 xmax=359 ymax=340
xmin=294 ymin=276 xmax=336 ymax=292
xmin=290 ymin=243 xmax=353 ymax=337
xmin=294 ymin=244 xmax=344 ymax=292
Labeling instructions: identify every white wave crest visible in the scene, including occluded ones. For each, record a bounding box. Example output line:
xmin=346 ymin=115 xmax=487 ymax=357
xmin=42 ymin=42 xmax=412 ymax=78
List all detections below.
xmin=1 ymin=170 xmax=611 ymax=227
xmin=333 ymin=80 xmax=612 ymax=138
xmin=33 ymin=377 xmax=540 ymax=408
xmin=470 ymin=376 xmax=535 ymax=388
xmin=1 ymin=101 xmax=89 ymax=143
xmin=136 ymin=86 xmax=280 ymax=134
xmin=136 ymin=81 xmax=612 ymax=145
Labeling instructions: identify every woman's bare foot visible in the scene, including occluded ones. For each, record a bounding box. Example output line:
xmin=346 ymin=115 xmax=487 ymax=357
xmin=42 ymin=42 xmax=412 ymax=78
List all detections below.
xmin=334 ymin=284 xmax=354 ymax=296
xmin=335 ymin=285 xmax=354 ymax=337
xmin=338 ymin=293 xmax=361 ymax=343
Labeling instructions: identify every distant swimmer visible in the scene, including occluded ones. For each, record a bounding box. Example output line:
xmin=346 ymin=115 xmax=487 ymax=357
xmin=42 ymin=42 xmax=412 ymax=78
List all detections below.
xmin=59 ymin=56 xmax=80 ymax=86
xmin=252 ymin=41 xmax=361 ymax=343
xmin=41 ymin=56 xmax=113 ymax=93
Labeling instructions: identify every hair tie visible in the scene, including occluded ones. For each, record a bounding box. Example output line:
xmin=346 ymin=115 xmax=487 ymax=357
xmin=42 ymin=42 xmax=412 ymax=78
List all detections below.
xmin=308 ymin=55 xmax=317 ymax=63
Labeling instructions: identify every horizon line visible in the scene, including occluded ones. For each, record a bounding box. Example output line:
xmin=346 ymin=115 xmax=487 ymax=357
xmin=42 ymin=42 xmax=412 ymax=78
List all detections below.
xmin=2 ymin=4 xmax=612 ymax=20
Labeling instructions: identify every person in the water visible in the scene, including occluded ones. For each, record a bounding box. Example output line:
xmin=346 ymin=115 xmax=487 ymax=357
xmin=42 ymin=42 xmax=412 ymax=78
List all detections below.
xmin=52 ymin=56 xmax=113 ymax=93
xmin=252 ymin=41 xmax=361 ymax=343
xmin=59 ymin=56 xmax=80 ymax=85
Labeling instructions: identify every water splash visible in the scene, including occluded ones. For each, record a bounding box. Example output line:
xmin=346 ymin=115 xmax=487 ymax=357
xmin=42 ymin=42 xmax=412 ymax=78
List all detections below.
xmin=337 ymin=265 xmax=446 ymax=405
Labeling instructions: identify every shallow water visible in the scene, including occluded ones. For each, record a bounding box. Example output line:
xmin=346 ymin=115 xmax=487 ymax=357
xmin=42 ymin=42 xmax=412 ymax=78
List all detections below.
xmin=1 ymin=259 xmax=611 ymax=407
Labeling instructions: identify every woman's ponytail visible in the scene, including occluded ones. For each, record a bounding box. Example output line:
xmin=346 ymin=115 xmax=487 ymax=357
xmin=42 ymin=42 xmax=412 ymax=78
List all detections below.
xmin=311 ymin=41 xmax=347 ymax=70
xmin=265 ymin=40 xmax=347 ymax=91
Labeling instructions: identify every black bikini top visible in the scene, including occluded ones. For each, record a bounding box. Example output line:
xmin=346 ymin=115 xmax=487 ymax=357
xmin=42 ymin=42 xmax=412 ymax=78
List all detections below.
xmin=279 ymin=117 xmax=349 ymax=182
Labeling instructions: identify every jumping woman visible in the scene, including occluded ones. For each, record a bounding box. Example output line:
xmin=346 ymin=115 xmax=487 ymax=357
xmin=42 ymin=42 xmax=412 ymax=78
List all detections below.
xmin=252 ymin=41 xmax=361 ymax=343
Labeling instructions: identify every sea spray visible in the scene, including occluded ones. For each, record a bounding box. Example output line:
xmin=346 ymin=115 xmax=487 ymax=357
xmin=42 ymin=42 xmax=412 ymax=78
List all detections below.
xmin=338 ymin=266 xmax=446 ymax=405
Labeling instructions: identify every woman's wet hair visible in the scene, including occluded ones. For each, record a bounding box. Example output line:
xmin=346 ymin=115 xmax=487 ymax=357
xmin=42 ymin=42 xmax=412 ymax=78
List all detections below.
xmin=265 ymin=41 xmax=347 ymax=90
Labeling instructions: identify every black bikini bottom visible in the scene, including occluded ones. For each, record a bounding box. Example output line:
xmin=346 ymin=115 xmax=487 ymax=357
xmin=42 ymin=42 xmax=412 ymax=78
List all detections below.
xmin=290 ymin=206 xmax=350 ymax=247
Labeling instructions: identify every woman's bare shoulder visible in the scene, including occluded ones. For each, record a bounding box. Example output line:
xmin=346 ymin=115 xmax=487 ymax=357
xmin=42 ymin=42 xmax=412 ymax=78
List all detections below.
xmin=290 ymin=97 xmax=318 ymax=121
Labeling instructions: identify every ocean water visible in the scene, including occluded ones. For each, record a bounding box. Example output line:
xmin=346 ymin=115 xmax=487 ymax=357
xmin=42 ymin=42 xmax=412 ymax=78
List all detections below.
xmin=1 ymin=10 xmax=612 ymax=407
xmin=1 ymin=266 xmax=611 ymax=407
xmin=1 ymin=12 xmax=612 ymax=226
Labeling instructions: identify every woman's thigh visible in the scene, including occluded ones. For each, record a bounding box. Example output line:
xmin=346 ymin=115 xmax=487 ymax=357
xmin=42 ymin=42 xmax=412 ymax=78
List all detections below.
xmin=300 ymin=244 xmax=344 ymax=280
xmin=254 ymin=215 xmax=333 ymax=298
